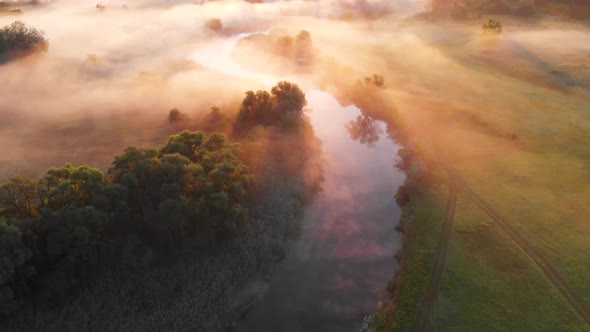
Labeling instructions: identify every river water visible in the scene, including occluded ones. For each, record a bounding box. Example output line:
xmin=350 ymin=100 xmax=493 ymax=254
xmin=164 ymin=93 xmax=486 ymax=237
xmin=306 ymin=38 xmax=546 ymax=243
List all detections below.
xmin=192 ymin=35 xmax=405 ymax=332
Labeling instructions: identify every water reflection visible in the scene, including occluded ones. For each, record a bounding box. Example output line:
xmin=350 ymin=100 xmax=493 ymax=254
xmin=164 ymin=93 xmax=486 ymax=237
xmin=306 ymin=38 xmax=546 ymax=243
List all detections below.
xmin=237 ymin=91 xmax=404 ymax=332
xmin=190 ymin=33 xmax=404 ymax=332
xmin=345 ymin=115 xmax=383 ymax=148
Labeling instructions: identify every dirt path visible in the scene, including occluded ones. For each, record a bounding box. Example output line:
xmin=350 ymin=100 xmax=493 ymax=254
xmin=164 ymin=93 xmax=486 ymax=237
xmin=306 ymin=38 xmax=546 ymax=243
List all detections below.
xmin=413 ymin=174 xmax=458 ymax=332
xmin=413 ymin=167 xmax=590 ymax=331
xmin=460 ymin=181 xmax=590 ymax=327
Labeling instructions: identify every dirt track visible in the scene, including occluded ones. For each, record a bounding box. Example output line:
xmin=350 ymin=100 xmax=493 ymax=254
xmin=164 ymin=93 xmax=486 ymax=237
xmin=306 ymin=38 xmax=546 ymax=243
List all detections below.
xmin=413 ymin=174 xmax=458 ymax=332
xmin=461 ymin=181 xmax=590 ymax=327
xmin=412 ymin=168 xmax=590 ymax=331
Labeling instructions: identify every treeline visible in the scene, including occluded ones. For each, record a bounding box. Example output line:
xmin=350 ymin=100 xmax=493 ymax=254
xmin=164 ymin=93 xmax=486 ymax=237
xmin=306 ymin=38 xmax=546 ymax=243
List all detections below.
xmin=0 ymin=132 xmax=250 ymax=314
xmin=232 ymin=30 xmax=316 ymax=74
xmin=0 ymin=81 xmax=316 ymax=317
xmin=448 ymin=0 xmax=590 ymax=20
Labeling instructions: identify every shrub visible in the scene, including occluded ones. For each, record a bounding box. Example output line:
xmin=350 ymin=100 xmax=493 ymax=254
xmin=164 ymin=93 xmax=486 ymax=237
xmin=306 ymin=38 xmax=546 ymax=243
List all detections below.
xmin=204 ymin=18 xmax=222 ymax=32
xmin=482 ymin=19 xmax=502 ymax=34
xmin=0 ymin=21 xmax=48 ymax=60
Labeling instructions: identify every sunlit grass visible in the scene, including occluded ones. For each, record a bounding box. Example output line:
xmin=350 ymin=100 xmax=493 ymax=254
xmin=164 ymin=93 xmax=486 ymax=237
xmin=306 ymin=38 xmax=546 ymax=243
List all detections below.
xmin=437 ymin=195 xmax=586 ymax=331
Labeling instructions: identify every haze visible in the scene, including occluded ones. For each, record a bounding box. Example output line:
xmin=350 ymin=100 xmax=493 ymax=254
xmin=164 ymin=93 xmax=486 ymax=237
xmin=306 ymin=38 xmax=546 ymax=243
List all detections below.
xmin=1 ymin=0 xmax=589 ymax=331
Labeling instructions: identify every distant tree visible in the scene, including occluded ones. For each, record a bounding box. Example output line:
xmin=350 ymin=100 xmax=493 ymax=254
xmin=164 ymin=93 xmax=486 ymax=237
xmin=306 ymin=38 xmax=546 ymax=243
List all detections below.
xmin=363 ymin=74 xmax=385 ymax=88
xmin=274 ymin=35 xmax=295 ymax=59
xmin=482 ymin=19 xmax=503 ymax=33
xmin=203 ymin=106 xmax=230 ymax=133
xmin=372 ymin=74 xmax=385 ymax=87
xmin=168 ymin=108 xmax=189 ymax=123
xmin=204 ymin=18 xmax=223 ymax=32
xmin=0 ymin=21 xmax=48 ymax=60
xmin=294 ymin=30 xmax=313 ymax=60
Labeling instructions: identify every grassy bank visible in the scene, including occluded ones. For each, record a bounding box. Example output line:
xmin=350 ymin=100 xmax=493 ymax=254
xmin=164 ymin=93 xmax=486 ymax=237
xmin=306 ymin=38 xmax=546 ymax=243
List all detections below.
xmin=372 ymin=188 xmax=447 ymax=331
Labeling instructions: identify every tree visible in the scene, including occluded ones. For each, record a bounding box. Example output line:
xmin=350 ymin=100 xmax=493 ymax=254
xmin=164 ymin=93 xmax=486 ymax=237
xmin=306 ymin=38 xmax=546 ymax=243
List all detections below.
xmin=482 ymin=19 xmax=503 ymax=33
xmin=236 ymin=82 xmax=307 ymax=132
xmin=37 ymin=164 xmax=104 ymax=211
xmin=294 ymin=30 xmax=313 ymax=60
xmin=0 ymin=220 xmax=35 ymax=314
xmin=0 ymin=21 xmax=48 ymax=60
xmin=38 ymin=206 xmax=104 ymax=290
xmin=109 ymin=147 xmax=160 ymax=215
xmin=271 ymin=81 xmax=307 ymax=129
xmin=274 ymin=35 xmax=295 ymax=59
xmin=203 ymin=106 xmax=230 ymax=133
xmin=236 ymin=90 xmax=273 ymax=129
xmin=168 ymin=108 xmax=189 ymax=123
xmin=271 ymin=81 xmax=307 ymax=113
xmin=0 ymin=176 xmax=38 ymax=218
xmin=111 ymin=131 xmax=251 ymax=236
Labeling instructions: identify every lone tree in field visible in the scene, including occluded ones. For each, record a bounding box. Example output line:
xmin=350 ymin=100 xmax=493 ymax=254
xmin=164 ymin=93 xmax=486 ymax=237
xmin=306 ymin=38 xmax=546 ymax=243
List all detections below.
xmin=482 ymin=19 xmax=503 ymax=33
xmin=0 ymin=21 xmax=48 ymax=60
xmin=204 ymin=18 xmax=223 ymax=32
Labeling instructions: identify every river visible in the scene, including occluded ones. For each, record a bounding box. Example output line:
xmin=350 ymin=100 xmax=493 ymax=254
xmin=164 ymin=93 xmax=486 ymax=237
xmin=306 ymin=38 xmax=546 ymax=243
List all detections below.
xmin=192 ymin=34 xmax=405 ymax=332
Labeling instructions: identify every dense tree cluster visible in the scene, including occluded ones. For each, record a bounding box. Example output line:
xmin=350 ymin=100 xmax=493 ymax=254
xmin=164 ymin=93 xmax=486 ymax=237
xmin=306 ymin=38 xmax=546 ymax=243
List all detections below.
xmin=232 ymin=30 xmax=315 ymax=73
xmin=236 ymin=81 xmax=307 ymax=133
xmin=0 ymin=131 xmax=251 ymax=315
xmin=0 ymin=21 xmax=48 ymax=61
xmin=0 ymin=81 xmax=320 ymax=321
xmin=273 ymin=30 xmax=314 ymax=63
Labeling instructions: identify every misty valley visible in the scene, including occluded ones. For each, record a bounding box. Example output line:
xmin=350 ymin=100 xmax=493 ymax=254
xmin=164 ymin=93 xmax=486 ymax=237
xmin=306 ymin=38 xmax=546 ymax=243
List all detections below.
xmin=1 ymin=1 xmax=590 ymax=331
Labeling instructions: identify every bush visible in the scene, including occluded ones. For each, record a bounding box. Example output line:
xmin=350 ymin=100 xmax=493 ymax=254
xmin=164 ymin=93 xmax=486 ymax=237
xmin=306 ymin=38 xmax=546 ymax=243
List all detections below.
xmin=0 ymin=21 xmax=48 ymax=60
xmin=482 ymin=19 xmax=502 ymax=34
xmin=204 ymin=18 xmax=222 ymax=32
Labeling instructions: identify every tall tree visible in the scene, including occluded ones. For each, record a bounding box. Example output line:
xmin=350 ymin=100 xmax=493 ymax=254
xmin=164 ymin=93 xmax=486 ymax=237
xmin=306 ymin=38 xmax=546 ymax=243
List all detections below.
xmin=0 ymin=176 xmax=38 ymax=218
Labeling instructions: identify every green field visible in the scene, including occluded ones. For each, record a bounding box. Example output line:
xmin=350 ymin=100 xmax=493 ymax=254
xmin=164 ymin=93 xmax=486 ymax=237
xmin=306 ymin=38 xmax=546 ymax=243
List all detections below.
xmin=361 ymin=14 xmax=590 ymax=331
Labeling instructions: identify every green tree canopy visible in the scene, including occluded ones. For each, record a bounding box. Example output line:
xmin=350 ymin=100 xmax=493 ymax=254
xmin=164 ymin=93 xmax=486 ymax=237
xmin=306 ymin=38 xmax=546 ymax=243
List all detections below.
xmin=0 ymin=176 xmax=38 ymax=219
xmin=37 ymin=164 xmax=104 ymax=212
xmin=236 ymin=81 xmax=307 ymax=132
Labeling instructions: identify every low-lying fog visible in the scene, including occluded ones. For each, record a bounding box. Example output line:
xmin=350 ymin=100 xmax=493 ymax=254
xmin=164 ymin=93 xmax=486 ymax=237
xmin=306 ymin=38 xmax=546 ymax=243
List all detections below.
xmin=1 ymin=0 xmax=589 ymax=179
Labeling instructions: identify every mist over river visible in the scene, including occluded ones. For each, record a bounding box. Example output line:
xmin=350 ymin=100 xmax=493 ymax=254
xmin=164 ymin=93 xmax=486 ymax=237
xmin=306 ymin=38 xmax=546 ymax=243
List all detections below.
xmin=192 ymin=34 xmax=405 ymax=332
